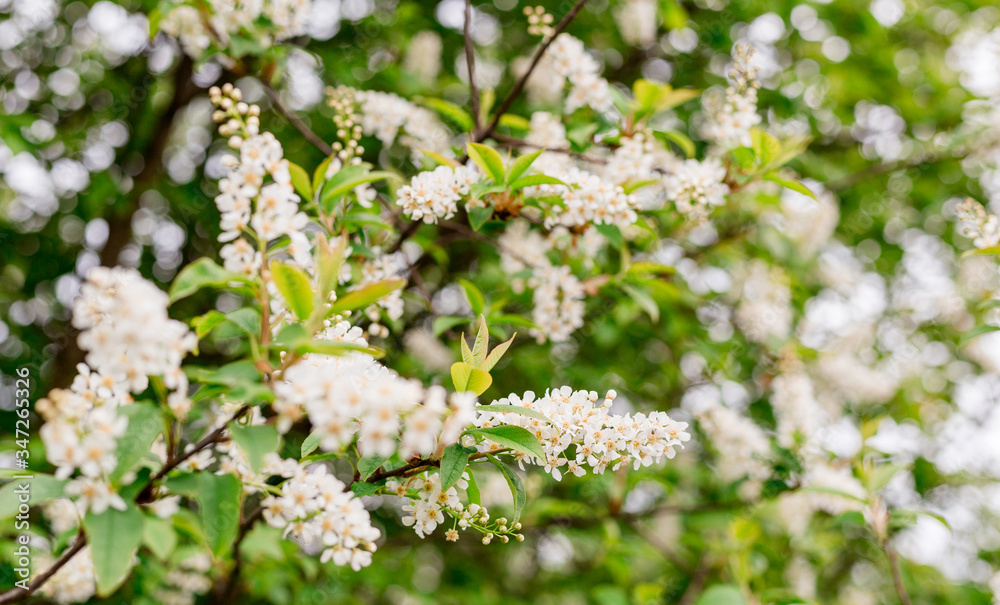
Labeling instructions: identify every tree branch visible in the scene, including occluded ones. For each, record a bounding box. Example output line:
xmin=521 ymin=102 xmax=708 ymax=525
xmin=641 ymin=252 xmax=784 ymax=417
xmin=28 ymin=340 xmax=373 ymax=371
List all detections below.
xmin=885 ymin=542 xmax=913 ymax=605
xmin=476 ymin=0 xmax=590 ymax=142
xmin=262 ymin=81 xmax=334 ymax=156
xmin=0 ymin=533 xmax=86 ymax=604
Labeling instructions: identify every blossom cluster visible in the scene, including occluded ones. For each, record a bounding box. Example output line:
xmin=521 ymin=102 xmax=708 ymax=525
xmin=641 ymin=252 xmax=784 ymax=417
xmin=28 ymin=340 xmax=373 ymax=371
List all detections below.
xmin=161 ymin=0 xmax=311 ymax=59
xmin=548 ymin=34 xmax=614 ymax=113
xmin=955 ymin=198 xmax=1000 ymax=249
xmin=663 ymin=158 xmax=730 ymax=222
xmin=274 ymin=323 xmax=476 ymax=458
xmin=396 ymin=165 xmax=479 ymax=224
xmin=211 ymin=85 xmax=308 ymax=262
xmin=701 ymin=44 xmax=762 ymax=148
xmin=261 ymin=465 xmax=380 ymax=571
xmin=351 ymin=89 xmax=451 ymax=158
xmin=475 ymin=388 xmax=691 ymax=478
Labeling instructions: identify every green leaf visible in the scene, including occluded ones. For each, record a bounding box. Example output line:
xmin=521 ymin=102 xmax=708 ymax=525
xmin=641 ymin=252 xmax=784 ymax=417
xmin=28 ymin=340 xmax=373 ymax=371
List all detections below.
xmin=417 ymin=97 xmax=473 ymax=131
xmin=0 ymin=475 xmax=66 ymax=520
xmin=312 ymin=155 xmax=335 ymax=193
xmin=197 ymin=473 xmax=242 ymax=557
xmin=293 ymin=338 xmax=383 ymax=358
xmin=270 ymin=260 xmax=314 ymax=320
xmin=962 ymin=245 xmax=1000 ymax=258
xmin=468 ymin=205 xmax=493 ymax=231
xmin=142 ymin=515 xmax=177 ymax=561
xmin=351 ymin=482 xmax=380 ymax=497
xmin=466 ymin=142 xmax=506 ymax=183
xmin=962 ymin=324 xmax=1000 ymax=344
xmin=595 ymin=224 xmax=624 ymax=248
xmin=85 ymin=503 xmax=144 ymax=596
xmin=763 ymin=174 xmax=817 ymax=199
xmin=315 ymin=234 xmax=348 ymax=303
xmin=626 ymin=261 xmax=675 ymax=277
xmin=506 ymin=149 xmax=544 ymax=184
xmin=484 ymin=334 xmax=515 ymax=371
xmin=111 ymin=402 xmax=162 ymax=483
xmin=476 ymin=403 xmax=553 ymax=424
xmin=621 ymin=283 xmax=660 ymax=323
xmin=696 ymin=585 xmax=747 ymax=605
xmin=510 ymin=174 xmax=568 ymax=190
xmin=288 ymin=161 xmax=313 ymax=201
xmin=451 ymin=361 xmax=472 ymax=391
xmin=328 ymin=279 xmax=406 ymax=316
xmin=653 ymin=129 xmax=696 ymax=158
xmin=487 ymin=455 xmax=526 ymax=523
xmin=498 ymin=114 xmax=531 ymax=132
xmin=466 ymin=369 xmax=493 ymax=395
xmin=465 ymin=425 xmax=545 ymax=460
xmin=358 ymin=454 xmax=390 ymax=480
xmin=191 ymin=308 xmax=260 ymax=340
xmin=465 ymin=468 xmax=481 ymax=505
xmin=301 ymin=431 xmax=322 ymax=457
xmin=321 ymin=170 xmax=398 ymax=213
xmin=433 ymin=315 xmax=469 ymax=337
xmin=751 ymin=128 xmax=781 ymax=167
xmin=169 ymin=258 xmax=251 ymax=304
xmin=421 ymin=149 xmax=460 ymax=168
xmin=439 ymin=444 xmax=476 ymax=490
xmin=472 ymin=316 xmax=490 ymax=367
xmin=460 ymin=335 xmax=474 ymax=365
xmin=229 ymin=424 xmax=280 ymax=474
xmin=186 ymin=360 xmax=261 ymax=387
xmin=458 ymin=279 xmax=486 ymax=316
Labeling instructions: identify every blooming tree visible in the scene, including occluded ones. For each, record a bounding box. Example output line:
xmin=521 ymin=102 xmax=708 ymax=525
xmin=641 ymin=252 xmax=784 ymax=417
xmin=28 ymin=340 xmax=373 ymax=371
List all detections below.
xmin=4 ymin=1 xmax=1000 ymax=604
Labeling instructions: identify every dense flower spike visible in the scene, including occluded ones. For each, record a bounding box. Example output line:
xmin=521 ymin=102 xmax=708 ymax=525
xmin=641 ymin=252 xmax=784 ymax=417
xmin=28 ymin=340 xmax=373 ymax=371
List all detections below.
xmin=475 ymin=388 xmax=691 ymax=477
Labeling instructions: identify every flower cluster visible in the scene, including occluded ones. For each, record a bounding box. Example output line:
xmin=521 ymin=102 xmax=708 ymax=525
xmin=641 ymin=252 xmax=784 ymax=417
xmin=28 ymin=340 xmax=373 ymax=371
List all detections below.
xmin=351 ymin=89 xmax=451 ymax=157
xmin=71 ymin=267 xmax=195 ymax=395
xmin=396 ymin=165 xmax=479 ymax=224
xmin=663 ymin=158 xmax=730 ymax=221
xmin=694 ymin=402 xmax=772 ymax=499
xmin=211 ymin=85 xmax=308 ymax=256
xmin=527 ymin=264 xmax=586 ymax=343
xmin=549 ymin=34 xmax=614 ymax=113
xmin=475 ymin=388 xmax=691 ymax=478
xmin=153 ymin=553 xmax=213 ymax=605
xmin=543 ymin=168 xmax=639 ymax=230
xmin=734 ymin=260 xmax=793 ymax=344
xmin=387 ymin=474 xmax=519 ymax=544
xmin=614 ymin=0 xmax=658 ymax=47
xmin=261 ymin=465 xmax=380 ymax=571
xmin=161 ymin=0 xmax=311 ymax=59
xmin=701 ymin=44 xmax=762 ymax=148
xmin=955 ymin=198 xmax=1000 ymax=249
xmin=274 ymin=325 xmax=477 ymax=458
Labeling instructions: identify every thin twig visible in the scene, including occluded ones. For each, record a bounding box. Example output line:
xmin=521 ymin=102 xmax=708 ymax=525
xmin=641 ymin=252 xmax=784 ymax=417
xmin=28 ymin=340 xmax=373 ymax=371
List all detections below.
xmin=885 ymin=542 xmax=913 ymax=605
xmin=262 ymin=81 xmax=334 ymax=156
xmin=0 ymin=533 xmax=86 ymax=604
xmin=677 ymin=553 xmax=712 ymax=605
xmin=464 ymin=0 xmax=481 ymax=136
xmin=476 ymin=0 xmax=590 ymax=142
xmin=491 ymin=132 xmax=606 ymax=164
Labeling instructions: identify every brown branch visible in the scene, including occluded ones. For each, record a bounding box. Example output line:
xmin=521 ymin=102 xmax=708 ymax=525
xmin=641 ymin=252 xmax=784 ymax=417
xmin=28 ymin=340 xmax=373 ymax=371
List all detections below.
xmin=0 ymin=533 xmax=86 ymax=604
xmin=363 ymin=447 xmax=509 ymax=483
xmin=136 ymin=404 xmax=252 ymax=503
xmin=262 ymin=81 xmax=334 ymax=156
xmin=885 ymin=542 xmax=913 ymax=605
xmin=464 ymin=0 xmax=481 ymax=136
xmin=677 ymin=553 xmax=712 ymax=605
xmin=476 ymin=0 xmax=590 ymax=142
